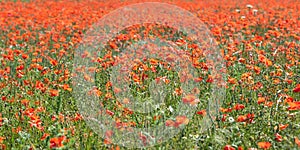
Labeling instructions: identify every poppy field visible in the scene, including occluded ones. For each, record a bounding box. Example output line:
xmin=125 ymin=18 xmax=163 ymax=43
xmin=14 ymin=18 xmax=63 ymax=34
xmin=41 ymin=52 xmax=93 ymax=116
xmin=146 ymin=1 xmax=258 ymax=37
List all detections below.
xmin=0 ymin=0 xmax=299 ymax=149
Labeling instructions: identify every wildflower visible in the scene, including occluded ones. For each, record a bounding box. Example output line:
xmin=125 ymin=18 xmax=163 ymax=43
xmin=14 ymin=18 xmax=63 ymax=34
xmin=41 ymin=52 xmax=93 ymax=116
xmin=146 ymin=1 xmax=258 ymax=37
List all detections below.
xmin=49 ymin=89 xmax=59 ymax=97
xmin=257 ymin=97 xmax=266 ymax=104
xmin=62 ymin=84 xmax=72 ymax=92
xmin=22 ymin=54 xmax=29 ymax=59
xmin=103 ymin=138 xmax=112 ymax=145
xmin=287 ymin=101 xmax=300 ymax=111
xmin=247 ymin=113 xmax=255 ymax=123
xmin=105 ymin=130 xmax=113 ymax=138
xmin=284 ymin=96 xmax=294 ymax=103
xmin=73 ymin=113 xmax=82 ymax=122
xmin=106 ymin=109 xmax=114 ymax=116
xmin=153 ymin=115 xmax=161 ymax=121
xmin=168 ymin=106 xmax=174 ymax=112
xmin=0 ymin=137 xmax=5 ymax=149
xmin=228 ymin=117 xmax=235 ymax=123
xmin=224 ymin=145 xmax=235 ymax=150
xmin=0 ymin=136 xmax=5 ymax=143
xmin=246 ymin=4 xmax=253 ymax=9
xmin=279 ymin=124 xmax=289 ymax=131
xmin=264 ymin=101 xmax=273 ymax=107
xmin=234 ymin=104 xmax=245 ymax=111
xmin=295 ymin=137 xmax=300 ymax=147
xmin=257 ymin=141 xmax=271 ymax=149
xmin=194 ymin=77 xmax=203 ymax=82
xmin=50 ymin=59 xmax=58 ymax=66
xmin=21 ymin=99 xmax=30 ymax=106
xmin=165 ymin=120 xmax=175 ymax=127
xmin=236 ymin=115 xmax=247 ymax=122
xmin=175 ymin=115 xmax=189 ymax=127
xmin=293 ymin=84 xmax=300 ymax=93
xmin=222 ymin=114 xmax=227 ymax=122
xmin=228 ymin=77 xmax=237 ymax=84
xmin=220 ymin=107 xmax=233 ymax=113
xmin=196 ymin=109 xmax=206 ymax=116
xmin=165 ymin=116 xmax=189 ymax=128
xmin=253 ymin=9 xmax=258 ymax=15
xmin=275 ymin=133 xmax=282 ymax=142
xmin=29 ymin=115 xmax=43 ymax=131
xmin=0 ymin=114 xmax=3 ymax=127
xmin=182 ymin=94 xmax=200 ymax=105
xmin=174 ymin=87 xmax=183 ymax=96
xmin=123 ymin=98 xmax=130 ymax=104
xmin=113 ymin=87 xmax=122 ymax=94
xmin=50 ymin=136 xmax=66 ymax=149
xmin=206 ymin=75 xmax=213 ymax=83
xmin=41 ymin=133 xmax=50 ymax=141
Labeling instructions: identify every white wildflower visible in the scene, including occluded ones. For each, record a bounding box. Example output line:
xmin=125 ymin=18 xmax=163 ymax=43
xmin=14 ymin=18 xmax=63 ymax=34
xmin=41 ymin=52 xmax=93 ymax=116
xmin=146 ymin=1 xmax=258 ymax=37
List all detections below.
xmin=228 ymin=117 xmax=235 ymax=123
xmin=246 ymin=4 xmax=253 ymax=9
xmin=168 ymin=106 xmax=174 ymax=112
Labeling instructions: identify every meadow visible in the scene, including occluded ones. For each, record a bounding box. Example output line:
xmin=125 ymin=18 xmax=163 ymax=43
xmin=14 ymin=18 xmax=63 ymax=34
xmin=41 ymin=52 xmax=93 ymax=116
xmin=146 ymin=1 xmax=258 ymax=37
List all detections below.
xmin=0 ymin=0 xmax=299 ymax=149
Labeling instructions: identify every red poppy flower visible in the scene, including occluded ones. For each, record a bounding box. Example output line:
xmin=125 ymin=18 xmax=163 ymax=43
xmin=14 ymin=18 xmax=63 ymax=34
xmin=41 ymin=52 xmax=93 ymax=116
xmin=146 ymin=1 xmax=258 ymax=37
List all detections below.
xmin=165 ymin=120 xmax=175 ymax=127
xmin=236 ymin=115 xmax=247 ymax=122
xmin=49 ymin=89 xmax=59 ymax=97
xmin=274 ymin=133 xmax=282 ymax=142
xmin=50 ymin=136 xmax=66 ymax=149
xmin=234 ymin=104 xmax=245 ymax=111
xmin=182 ymin=94 xmax=200 ymax=105
xmin=257 ymin=97 xmax=266 ymax=104
xmin=257 ymin=141 xmax=271 ymax=149
xmin=279 ymin=124 xmax=289 ymax=131
xmin=196 ymin=109 xmax=206 ymax=116
xmin=293 ymin=84 xmax=300 ymax=93
xmin=41 ymin=133 xmax=50 ymax=141
xmin=287 ymin=101 xmax=300 ymax=111
xmin=224 ymin=145 xmax=235 ymax=150
xmin=295 ymin=137 xmax=300 ymax=147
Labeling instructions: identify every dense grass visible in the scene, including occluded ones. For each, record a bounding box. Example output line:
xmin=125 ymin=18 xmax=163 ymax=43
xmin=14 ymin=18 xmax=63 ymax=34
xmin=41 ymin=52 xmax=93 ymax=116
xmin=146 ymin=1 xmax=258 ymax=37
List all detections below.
xmin=0 ymin=0 xmax=299 ymax=149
